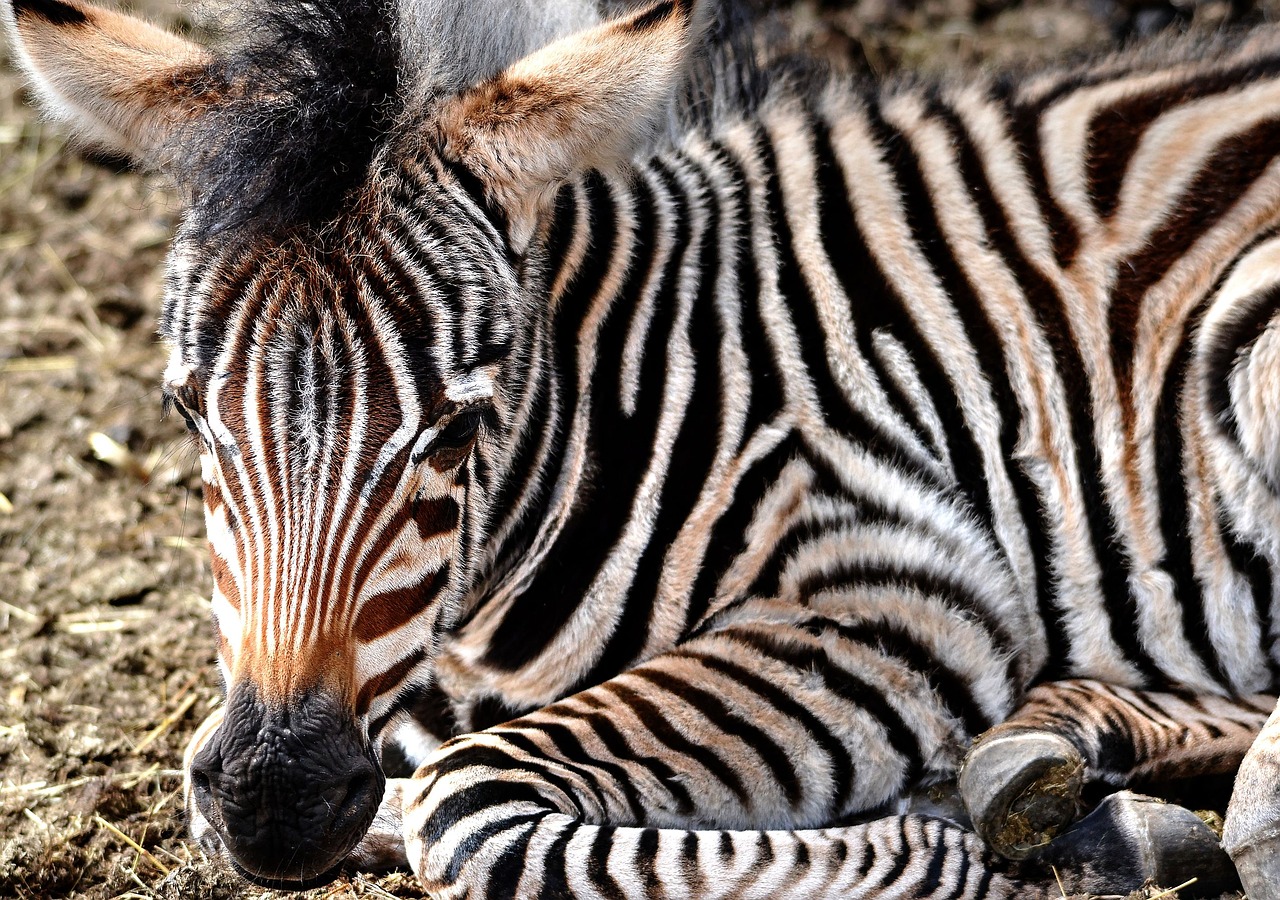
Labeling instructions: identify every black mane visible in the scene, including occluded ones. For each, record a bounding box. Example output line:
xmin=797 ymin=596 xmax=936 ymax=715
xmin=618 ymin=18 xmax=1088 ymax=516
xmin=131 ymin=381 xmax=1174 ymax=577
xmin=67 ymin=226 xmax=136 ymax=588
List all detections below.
xmin=175 ymin=0 xmax=402 ymax=238
xmin=170 ymin=0 xmax=772 ymax=241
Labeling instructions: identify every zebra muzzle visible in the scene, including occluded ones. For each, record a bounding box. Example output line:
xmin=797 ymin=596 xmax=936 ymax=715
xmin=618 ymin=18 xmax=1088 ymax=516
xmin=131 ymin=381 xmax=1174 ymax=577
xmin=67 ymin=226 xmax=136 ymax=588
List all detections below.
xmin=187 ymin=681 xmax=385 ymax=887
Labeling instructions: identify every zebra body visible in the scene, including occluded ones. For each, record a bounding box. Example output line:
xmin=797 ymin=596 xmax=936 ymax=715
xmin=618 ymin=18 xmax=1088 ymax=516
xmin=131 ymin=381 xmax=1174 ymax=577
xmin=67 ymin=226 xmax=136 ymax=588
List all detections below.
xmin=9 ymin=0 xmax=1280 ymax=895
xmin=429 ymin=43 xmax=1280 ymax=746
xmin=402 ymin=57 xmax=1280 ymax=894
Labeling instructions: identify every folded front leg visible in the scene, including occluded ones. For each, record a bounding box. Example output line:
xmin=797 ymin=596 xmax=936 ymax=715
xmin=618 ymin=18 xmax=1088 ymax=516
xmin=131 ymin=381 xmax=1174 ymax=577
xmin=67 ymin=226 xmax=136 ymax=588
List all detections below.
xmin=960 ymin=679 xmax=1273 ymax=863
xmin=401 ymin=620 xmax=1046 ymax=898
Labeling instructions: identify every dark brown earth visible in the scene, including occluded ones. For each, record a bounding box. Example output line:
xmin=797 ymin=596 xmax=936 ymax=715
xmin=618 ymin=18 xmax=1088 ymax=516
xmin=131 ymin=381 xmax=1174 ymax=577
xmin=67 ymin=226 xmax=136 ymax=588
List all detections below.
xmin=0 ymin=1 xmax=1275 ymax=898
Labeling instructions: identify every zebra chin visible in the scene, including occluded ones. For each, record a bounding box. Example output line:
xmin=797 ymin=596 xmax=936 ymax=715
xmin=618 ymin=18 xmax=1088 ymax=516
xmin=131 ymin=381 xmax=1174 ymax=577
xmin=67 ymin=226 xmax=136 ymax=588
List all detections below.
xmin=186 ymin=681 xmax=385 ymax=887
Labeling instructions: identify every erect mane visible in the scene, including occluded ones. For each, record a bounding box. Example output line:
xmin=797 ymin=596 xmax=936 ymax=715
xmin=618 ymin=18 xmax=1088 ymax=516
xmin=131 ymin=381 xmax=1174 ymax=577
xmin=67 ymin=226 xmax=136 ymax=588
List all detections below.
xmin=174 ymin=0 xmax=762 ymax=239
xmin=173 ymin=0 xmax=402 ymax=237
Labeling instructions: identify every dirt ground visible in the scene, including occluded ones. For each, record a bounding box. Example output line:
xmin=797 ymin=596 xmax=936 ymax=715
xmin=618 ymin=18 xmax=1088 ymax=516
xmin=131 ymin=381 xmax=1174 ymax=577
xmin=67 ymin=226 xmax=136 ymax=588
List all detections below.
xmin=1 ymin=1 xmax=1277 ymax=898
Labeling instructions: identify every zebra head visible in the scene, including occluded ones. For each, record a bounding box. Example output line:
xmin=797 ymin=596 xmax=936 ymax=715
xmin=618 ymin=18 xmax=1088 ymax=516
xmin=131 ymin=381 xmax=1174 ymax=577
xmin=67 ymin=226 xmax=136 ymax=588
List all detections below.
xmin=6 ymin=0 xmax=704 ymax=886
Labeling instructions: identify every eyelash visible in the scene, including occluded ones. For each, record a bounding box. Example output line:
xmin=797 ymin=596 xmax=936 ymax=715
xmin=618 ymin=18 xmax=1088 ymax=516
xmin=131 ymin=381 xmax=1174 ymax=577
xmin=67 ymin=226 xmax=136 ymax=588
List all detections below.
xmin=436 ymin=411 xmax=484 ymax=448
xmin=164 ymin=391 xmax=200 ymax=433
xmin=414 ymin=409 xmax=489 ymax=468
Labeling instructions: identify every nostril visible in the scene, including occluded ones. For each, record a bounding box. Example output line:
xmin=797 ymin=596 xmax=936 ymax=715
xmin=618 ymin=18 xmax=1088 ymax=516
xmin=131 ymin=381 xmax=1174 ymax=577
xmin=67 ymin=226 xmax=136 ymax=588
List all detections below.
xmin=322 ymin=770 xmax=381 ymax=836
xmin=346 ymin=772 xmax=373 ymax=799
xmin=189 ymin=766 xmax=223 ymax=827
xmin=346 ymin=772 xmax=377 ymax=809
xmin=191 ymin=768 xmax=213 ymax=803
xmin=189 ymin=739 xmax=222 ymax=806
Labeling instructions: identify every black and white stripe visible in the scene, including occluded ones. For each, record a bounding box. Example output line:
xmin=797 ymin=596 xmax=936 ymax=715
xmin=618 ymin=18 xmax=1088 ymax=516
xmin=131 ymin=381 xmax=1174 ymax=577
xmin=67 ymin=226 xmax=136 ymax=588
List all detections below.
xmin=142 ymin=11 xmax=1280 ymax=899
xmin=376 ymin=37 xmax=1280 ymax=897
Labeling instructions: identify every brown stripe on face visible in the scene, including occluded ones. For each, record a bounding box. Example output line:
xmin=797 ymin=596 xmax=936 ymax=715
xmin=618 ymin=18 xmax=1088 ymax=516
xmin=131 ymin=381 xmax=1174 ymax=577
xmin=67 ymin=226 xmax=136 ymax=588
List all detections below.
xmin=355 ymin=647 xmax=427 ymax=715
xmin=335 ymin=491 xmax=455 ymax=607
xmin=415 ymin=496 xmax=461 ymax=541
xmin=203 ymin=476 xmax=224 ymax=514
xmin=351 ymin=566 xmax=449 ymax=644
xmin=210 ymin=551 xmax=242 ymax=611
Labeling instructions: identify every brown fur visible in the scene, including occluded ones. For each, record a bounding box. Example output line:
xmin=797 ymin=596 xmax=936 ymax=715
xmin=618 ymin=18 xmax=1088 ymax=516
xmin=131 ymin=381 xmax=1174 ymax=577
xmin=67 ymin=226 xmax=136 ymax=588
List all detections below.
xmin=432 ymin=0 xmax=705 ymax=247
xmin=9 ymin=0 xmax=212 ymax=159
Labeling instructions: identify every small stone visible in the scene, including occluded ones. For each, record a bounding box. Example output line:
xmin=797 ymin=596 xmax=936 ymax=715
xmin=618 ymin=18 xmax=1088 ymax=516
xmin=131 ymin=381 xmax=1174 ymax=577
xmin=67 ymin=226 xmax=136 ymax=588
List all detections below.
xmin=64 ymin=557 xmax=157 ymax=608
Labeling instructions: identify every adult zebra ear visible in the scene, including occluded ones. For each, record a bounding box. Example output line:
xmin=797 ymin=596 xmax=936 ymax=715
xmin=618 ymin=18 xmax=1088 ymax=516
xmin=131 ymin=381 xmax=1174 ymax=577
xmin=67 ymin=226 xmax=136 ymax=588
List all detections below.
xmin=4 ymin=0 xmax=213 ymax=164
xmin=433 ymin=0 xmax=707 ymax=247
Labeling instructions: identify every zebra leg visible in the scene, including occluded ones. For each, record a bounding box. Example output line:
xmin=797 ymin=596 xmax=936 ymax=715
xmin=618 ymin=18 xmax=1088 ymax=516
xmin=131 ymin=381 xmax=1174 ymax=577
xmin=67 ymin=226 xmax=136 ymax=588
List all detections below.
xmin=400 ymin=626 xmax=1048 ymax=899
xmin=1225 ymin=701 xmax=1280 ymax=900
xmin=1201 ymin=242 xmax=1280 ymax=900
xmin=960 ymin=680 xmax=1272 ymax=863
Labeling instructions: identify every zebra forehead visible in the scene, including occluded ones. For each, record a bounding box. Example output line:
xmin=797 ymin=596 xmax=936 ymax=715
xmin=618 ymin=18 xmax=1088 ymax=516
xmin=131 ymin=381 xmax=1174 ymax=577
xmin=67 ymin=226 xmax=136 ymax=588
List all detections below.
xmin=226 ymin=301 xmax=446 ymax=411
xmin=201 ymin=306 xmax=502 ymax=445
xmin=165 ymin=225 xmax=482 ymax=379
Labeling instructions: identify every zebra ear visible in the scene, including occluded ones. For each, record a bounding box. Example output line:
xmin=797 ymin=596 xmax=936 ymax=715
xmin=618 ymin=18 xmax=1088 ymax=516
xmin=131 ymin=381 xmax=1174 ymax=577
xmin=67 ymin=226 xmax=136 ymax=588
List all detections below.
xmin=4 ymin=0 xmax=213 ymax=164
xmin=433 ymin=0 xmax=705 ymax=243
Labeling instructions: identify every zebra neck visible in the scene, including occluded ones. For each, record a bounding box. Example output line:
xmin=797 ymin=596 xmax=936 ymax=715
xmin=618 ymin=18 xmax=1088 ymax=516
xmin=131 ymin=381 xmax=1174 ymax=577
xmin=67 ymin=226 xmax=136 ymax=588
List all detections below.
xmin=458 ymin=153 xmax=726 ymax=671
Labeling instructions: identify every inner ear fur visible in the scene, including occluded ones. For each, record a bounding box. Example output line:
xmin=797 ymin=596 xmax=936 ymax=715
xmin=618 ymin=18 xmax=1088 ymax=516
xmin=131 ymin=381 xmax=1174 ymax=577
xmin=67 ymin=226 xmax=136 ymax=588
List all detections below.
xmin=6 ymin=0 xmax=213 ymax=163
xmin=432 ymin=0 xmax=706 ymax=246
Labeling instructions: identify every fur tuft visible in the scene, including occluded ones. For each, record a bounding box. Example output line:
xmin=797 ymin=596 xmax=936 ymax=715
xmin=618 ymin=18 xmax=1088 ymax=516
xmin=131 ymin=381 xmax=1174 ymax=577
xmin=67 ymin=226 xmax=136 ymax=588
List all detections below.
xmin=171 ymin=0 xmax=764 ymax=239
xmin=174 ymin=0 xmax=401 ymax=237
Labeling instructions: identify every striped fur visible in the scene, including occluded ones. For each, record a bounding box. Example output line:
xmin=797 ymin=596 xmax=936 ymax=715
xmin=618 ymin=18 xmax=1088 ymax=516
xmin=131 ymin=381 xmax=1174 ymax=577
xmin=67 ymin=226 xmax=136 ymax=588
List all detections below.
xmin=12 ymin=0 xmax=1280 ymax=895
xmin=979 ymin=679 xmax=1275 ymax=788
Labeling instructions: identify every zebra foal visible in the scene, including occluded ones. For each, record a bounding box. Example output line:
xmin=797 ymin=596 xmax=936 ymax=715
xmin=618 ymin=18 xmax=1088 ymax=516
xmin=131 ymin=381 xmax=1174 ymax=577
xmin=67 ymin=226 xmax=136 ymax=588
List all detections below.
xmin=11 ymin=0 xmax=1280 ymax=895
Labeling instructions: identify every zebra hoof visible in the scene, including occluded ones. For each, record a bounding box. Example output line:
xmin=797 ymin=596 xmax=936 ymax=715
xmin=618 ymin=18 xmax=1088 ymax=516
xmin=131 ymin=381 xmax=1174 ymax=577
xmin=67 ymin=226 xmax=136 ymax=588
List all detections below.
xmin=1223 ymin=703 xmax=1280 ymax=900
xmin=959 ymin=728 xmax=1084 ymax=860
xmin=1230 ymin=840 xmax=1280 ymax=900
xmin=1045 ymin=791 xmax=1239 ymax=897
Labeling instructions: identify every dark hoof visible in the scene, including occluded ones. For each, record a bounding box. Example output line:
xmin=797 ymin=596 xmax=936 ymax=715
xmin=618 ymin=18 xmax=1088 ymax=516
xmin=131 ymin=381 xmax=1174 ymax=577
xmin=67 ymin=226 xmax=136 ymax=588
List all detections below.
xmin=959 ymin=729 xmax=1084 ymax=860
xmin=1045 ymin=791 xmax=1240 ymax=897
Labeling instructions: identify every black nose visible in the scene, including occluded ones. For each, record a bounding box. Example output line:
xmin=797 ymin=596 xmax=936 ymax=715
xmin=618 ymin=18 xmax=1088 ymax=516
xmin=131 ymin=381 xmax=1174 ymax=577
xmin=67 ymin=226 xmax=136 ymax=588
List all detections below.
xmin=190 ymin=682 xmax=385 ymax=887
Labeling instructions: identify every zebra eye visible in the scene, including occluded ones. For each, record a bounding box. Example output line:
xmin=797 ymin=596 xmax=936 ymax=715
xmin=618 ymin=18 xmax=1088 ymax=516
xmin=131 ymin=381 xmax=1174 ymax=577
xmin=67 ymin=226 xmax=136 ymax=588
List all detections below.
xmin=164 ymin=390 xmax=200 ymax=433
xmin=163 ymin=380 xmax=206 ymax=435
xmin=422 ymin=410 xmax=486 ymax=470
